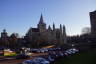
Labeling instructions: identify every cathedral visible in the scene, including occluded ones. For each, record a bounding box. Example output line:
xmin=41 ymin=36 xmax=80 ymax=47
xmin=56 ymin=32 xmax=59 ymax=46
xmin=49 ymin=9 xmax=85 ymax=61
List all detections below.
xmin=0 ymin=14 xmax=67 ymax=48
xmin=24 ymin=14 xmax=67 ymax=47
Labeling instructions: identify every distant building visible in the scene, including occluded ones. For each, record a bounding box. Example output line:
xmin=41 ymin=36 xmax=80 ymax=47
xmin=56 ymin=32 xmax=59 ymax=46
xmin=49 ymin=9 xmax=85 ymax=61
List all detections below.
xmin=0 ymin=29 xmax=19 ymax=48
xmin=25 ymin=14 xmax=67 ymax=47
xmin=0 ymin=29 xmax=9 ymax=47
xmin=90 ymin=10 xmax=96 ymax=35
xmin=1 ymin=29 xmax=8 ymax=38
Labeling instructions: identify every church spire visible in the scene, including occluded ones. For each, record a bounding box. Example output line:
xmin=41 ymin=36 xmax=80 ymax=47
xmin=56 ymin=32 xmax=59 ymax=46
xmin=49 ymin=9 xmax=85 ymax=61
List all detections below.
xmin=63 ymin=25 xmax=66 ymax=33
xmin=48 ymin=25 xmax=52 ymax=30
xmin=39 ymin=14 xmax=44 ymax=24
xmin=53 ymin=22 xmax=55 ymax=30
xmin=60 ymin=24 xmax=62 ymax=29
xmin=60 ymin=24 xmax=62 ymax=33
xmin=38 ymin=14 xmax=46 ymax=32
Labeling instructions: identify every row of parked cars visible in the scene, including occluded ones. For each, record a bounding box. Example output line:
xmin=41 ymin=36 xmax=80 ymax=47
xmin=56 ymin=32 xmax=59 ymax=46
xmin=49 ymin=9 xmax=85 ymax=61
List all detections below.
xmin=18 ymin=48 xmax=79 ymax=64
xmin=47 ymin=48 xmax=79 ymax=63
xmin=22 ymin=57 xmax=50 ymax=64
xmin=30 ymin=47 xmax=61 ymax=53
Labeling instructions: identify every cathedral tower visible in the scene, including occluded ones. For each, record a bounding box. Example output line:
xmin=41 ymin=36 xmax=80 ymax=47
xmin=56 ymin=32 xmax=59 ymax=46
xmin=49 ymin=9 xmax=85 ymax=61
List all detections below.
xmin=38 ymin=14 xmax=46 ymax=32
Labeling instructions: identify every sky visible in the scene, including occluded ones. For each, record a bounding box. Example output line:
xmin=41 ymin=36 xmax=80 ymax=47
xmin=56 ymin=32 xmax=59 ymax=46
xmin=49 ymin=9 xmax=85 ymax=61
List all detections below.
xmin=0 ymin=0 xmax=96 ymax=37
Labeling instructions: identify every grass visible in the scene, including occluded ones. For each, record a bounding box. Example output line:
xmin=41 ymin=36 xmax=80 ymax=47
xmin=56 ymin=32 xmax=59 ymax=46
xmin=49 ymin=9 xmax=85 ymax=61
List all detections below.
xmin=54 ymin=50 xmax=96 ymax=64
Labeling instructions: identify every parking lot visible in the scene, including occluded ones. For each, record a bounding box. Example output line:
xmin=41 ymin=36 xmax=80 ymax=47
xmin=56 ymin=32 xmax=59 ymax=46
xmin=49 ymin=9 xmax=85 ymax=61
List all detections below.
xmin=0 ymin=48 xmax=79 ymax=64
xmin=0 ymin=53 xmax=48 ymax=64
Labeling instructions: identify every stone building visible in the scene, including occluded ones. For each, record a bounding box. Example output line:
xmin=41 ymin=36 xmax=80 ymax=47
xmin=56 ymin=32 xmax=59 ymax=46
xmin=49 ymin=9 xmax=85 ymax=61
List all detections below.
xmin=90 ymin=10 xmax=96 ymax=35
xmin=0 ymin=29 xmax=19 ymax=48
xmin=25 ymin=14 xmax=67 ymax=47
xmin=0 ymin=29 xmax=9 ymax=47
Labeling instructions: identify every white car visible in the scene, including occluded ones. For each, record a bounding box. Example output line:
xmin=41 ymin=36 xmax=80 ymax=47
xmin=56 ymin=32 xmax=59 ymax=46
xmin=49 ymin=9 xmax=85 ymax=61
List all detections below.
xmin=40 ymin=49 xmax=45 ymax=53
xmin=65 ymin=50 xmax=72 ymax=54
xmin=64 ymin=52 xmax=69 ymax=56
xmin=72 ymin=48 xmax=79 ymax=52
xmin=33 ymin=57 xmax=50 ymax=64
xmin=65 ymin=48 xmax=79 ymax=54
xmin=22 ymin=60 xmax=35 ymax=64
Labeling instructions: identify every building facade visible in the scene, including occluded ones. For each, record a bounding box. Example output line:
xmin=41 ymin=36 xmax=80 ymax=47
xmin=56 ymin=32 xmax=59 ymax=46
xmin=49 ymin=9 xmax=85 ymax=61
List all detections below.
xmin=25 ymin=14 xmax=67 ymax=47
xmin=90 ymin=10 xmax=96 ymax=35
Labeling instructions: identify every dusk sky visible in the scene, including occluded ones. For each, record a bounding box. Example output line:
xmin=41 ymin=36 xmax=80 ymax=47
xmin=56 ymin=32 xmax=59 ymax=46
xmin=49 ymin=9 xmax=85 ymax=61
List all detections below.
xmin=0 ymin=0 xmax=96 ymax=37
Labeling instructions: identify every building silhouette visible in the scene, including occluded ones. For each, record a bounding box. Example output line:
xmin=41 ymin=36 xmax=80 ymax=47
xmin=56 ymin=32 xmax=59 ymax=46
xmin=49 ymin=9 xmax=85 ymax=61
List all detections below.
xmin=24 ymin=14 xmax=67 ymax=47
xmin=0 ymin=11 xmax=96 ymax=52
xmin=0 ymin=29 xmax=9 ymax=47
xmin=1 ymin=10 xmax=96 ymax=48
xmin=0 ymin=14 xmax=67 ymax=48
xmin=90 ymin=10 xmax=96 ymax=35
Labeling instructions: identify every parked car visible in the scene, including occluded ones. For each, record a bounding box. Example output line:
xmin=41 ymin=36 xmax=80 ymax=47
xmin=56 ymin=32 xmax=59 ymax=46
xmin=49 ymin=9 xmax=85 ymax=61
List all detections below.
xmin=47 ymin=55 xmax=55 ymax=62
xmin=33 ymin=57 xmax=50 ymax=64
xmin=30 ymin=49 xmax=39 ymax=53
xmin=22 ymin=60 xmax=35 ymax=64
xmin=65 ymin=48 xmax=79 ymax=55
xmin=16 ymin=54 xmax=30 ymax=59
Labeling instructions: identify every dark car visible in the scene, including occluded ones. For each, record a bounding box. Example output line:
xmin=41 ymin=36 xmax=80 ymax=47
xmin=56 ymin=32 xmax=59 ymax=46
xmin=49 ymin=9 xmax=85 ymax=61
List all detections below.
xmin=46 ymin=55 xmax=55 ymax=62
xmin=16 ymin=54 xmax=30 ymax=59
